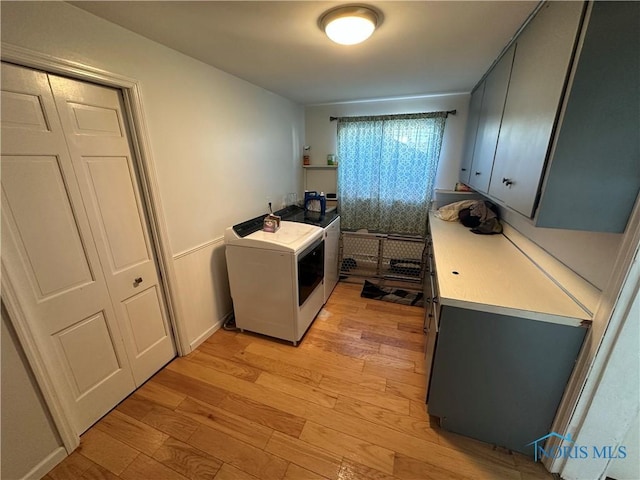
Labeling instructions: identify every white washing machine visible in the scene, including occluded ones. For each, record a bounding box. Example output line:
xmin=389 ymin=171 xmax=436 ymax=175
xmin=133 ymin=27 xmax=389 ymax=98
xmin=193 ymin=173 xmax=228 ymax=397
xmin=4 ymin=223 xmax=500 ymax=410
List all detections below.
xmin=225 ymin=219 xmax=325 ymax=345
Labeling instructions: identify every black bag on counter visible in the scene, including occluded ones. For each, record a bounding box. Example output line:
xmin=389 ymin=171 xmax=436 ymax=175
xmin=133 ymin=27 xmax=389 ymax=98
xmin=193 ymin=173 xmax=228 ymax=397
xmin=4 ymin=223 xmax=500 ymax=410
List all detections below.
xmin=458 ymin=200 xmax=502 ymax=235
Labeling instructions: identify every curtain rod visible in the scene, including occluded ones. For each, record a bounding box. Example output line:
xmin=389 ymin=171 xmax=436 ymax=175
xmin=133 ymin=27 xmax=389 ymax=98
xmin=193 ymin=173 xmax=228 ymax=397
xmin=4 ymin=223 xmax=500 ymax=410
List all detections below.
xmin=329 ymin=110 xmax=456 ymax=121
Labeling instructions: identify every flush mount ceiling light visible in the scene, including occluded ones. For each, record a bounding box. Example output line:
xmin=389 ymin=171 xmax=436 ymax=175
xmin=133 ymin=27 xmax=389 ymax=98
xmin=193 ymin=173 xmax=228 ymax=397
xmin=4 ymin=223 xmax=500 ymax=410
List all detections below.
xmin=319 ymin=5 xmax=381 ymax=46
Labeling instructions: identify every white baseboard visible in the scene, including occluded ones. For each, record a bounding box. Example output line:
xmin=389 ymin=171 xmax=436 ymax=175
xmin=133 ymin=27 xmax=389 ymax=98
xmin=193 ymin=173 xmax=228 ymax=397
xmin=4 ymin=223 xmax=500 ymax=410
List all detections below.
xmin=22 ymin=446 xmax=68 ymax=480
xmin=187 ymin=318 xmax=223 ymax=353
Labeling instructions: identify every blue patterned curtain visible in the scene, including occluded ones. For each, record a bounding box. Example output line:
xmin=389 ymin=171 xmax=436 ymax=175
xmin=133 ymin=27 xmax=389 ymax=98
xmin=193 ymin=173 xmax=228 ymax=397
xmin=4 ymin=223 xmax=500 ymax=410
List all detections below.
xmin=337 ymin=112 xmax=447 ymax=236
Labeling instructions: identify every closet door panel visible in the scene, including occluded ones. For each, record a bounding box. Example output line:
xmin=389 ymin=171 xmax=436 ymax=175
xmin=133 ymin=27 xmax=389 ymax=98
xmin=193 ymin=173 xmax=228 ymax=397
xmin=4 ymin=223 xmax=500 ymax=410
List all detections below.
xmin=1 ymin=62 xmax=136 ymax=434
xmin=48 ymin=75 xmax=176 ymax=386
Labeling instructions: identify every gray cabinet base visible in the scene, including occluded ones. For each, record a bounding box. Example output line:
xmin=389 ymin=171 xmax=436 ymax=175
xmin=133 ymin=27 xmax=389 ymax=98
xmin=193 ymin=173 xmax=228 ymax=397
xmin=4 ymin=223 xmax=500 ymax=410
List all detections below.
xmin=427 ymin=306 xmax=586 ymax=456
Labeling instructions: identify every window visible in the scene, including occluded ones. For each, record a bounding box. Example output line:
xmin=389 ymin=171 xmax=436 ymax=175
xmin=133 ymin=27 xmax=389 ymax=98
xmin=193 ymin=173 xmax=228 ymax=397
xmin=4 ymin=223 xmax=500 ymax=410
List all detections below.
xmin=337 ymin=112 xmax=447 ymax=236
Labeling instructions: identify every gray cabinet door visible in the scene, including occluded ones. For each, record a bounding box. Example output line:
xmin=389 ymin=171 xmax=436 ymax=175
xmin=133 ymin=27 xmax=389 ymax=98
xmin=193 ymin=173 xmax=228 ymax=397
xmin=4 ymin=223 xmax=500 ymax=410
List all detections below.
xmin=489 ymin=1 xmax=584 ymax=213
xmin=427 ymin=306 xmax=586 ymax=455
xmin=468 ymin=45 xmax=515 ymax=193
xmin=459 ymin=83 xmax=484 ymax=185
xmin=535 ymin=1 xmax=640 ymax=232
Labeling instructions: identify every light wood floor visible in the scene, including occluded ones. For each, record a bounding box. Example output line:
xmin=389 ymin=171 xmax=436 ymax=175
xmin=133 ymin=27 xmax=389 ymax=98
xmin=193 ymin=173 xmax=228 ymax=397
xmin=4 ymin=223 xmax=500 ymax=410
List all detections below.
xmin=43 ymin=282 xmax=553 ymax=480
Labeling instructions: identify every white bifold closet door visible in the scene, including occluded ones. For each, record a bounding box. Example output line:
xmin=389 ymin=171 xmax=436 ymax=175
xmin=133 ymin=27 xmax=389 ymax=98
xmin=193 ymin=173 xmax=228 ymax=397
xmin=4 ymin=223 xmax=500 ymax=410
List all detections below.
xmin=1 ymin=62 xmax=175 ymax=435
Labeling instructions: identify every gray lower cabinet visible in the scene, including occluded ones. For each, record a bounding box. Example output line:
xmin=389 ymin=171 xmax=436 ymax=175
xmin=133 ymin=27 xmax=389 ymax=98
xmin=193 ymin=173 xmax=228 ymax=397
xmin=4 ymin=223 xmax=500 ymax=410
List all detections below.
xmin=427 ymin=305 xmax=587 ymax=456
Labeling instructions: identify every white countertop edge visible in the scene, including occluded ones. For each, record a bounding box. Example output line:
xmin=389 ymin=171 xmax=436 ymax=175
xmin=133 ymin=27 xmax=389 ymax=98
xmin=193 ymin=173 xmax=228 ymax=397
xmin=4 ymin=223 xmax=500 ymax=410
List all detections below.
xmin=440 ymin=298 xmax=590 ymax=328
xmin=501 ymin=223 xmax=600 ymax=316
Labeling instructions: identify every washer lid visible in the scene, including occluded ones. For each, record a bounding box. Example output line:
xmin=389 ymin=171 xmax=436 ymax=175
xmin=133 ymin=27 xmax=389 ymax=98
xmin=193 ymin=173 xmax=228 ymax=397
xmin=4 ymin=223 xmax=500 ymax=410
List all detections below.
xmin=225 ymin=221 xmax=323 ymax=252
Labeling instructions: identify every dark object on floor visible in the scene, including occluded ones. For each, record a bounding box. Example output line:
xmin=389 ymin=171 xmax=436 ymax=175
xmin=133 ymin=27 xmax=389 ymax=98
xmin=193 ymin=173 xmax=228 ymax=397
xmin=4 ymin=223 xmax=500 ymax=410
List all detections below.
xmin=390 ymin=258 xmax=422 ymax=277
xmin=360 ymin=280 xmax=424 ymax=307
xmin=341 ymin=257 xmax=358 ymax=271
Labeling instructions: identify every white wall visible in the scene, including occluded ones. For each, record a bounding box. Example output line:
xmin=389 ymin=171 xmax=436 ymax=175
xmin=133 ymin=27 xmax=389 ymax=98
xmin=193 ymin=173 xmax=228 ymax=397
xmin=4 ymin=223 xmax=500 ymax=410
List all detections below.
xmin=1 ymin=305 xmax=66 ymax=480
xmin=502 ymin=210 xmax=622 ymax=291
xmin=304 ymin=94 xmax=470 ymax=196
xmin=1 ymin=1 xmax=305 ymax=353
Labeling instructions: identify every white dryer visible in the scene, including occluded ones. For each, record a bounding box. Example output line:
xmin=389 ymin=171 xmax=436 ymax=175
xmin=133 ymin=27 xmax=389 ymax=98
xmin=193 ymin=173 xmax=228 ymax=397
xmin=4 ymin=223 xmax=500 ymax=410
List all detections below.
xmin=225 ymin=219 xmax=325 ymax=345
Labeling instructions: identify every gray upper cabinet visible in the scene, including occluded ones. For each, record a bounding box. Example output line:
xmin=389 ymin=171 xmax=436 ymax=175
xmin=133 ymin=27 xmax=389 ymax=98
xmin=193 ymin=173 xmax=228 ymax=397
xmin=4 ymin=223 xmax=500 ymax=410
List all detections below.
xmin=535 ymin=1 xmax=640 ymax=232
xmin=468 ymin=45 xmax=515 ymax=194
xmin=459 ymin=83 xmax=484 ymax=185
xmin=488 ymin=1 xmax=584 ymax=211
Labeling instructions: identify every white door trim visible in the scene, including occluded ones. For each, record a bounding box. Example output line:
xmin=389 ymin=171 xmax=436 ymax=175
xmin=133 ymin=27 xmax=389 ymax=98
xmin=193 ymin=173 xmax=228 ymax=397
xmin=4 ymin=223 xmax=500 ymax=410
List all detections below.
xmin=543 ymin=196 xmax=640 ymax=474
xmin=1 ymin=43 xmax=189 ymax=452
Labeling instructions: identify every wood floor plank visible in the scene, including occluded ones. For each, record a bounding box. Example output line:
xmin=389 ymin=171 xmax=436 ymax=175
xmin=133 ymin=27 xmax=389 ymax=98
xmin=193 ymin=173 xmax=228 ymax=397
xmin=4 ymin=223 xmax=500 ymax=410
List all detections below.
xmin=47 ymin=451 xmax=95 ymax=480
xmin=167 ymin=356 xmax=311 ymax=417
xmin=437 ymin=429 xmax=517 ymax=469
xmin=303 ymin=403 xmax=442 ymax=466
xmin=310 ymin=317 xmax=364 ymax=339
xmin=241 ymin=342 xmax=387 ymax=392
xmin=393 ymin=451 xmax=522 ymax=480
xmin=151 ymin=368 xmax=227 ymax=408
xmin=120 ymin=453 xmax=189 ymax=480
xmin=337 ymin=459 xmax=401 ymax=480
xmin=339 ymin=315 xmax=402 ymax=332
xmin=283 ymin=463 xmax=330 ymax=480
xmin=379 ymin=343 xmax=427 ymax=363
xmin=213 ymin=463 xmax=260 ymax=480
xmin=218 ymin=393 xmax=307 ymax=438
xmin=318 ymin=376 xmax=410 ymax=414
xmin=176 ymin=396 xmax=274 ymax=449
xmin=409 ymin=400 xmax=431 ymax=421
xmin=234 ymin=349 xmax=323 ymax=386
xmin=393 ymin=440 xmax=522 ymax=480
xmin=397 ymin=322 xmax=424 ymax=334
xmin=255 ymin=371 xmax=338 ymax=408
xmin=512 ymin=452 xmax=555 ymax=479
xmin=245 ymin=340 xmax=366 ymax=373
xmin=333 ymin=396 xmax=439 ymax=444
xmin=152 ymin=437 xmax=223 ymax=480
xmin=361 ymin=331 xmax=425 ymax=352
xmin=189 ymin=350 xmax=262 ymax=382
xmin=134 ymin=379 xmax=187 ymax=409
xmin=362 ymin=352 xmax=416 ymax=371
xmin=264 ymin=431 xmax=342 ymax=480
xmin=79 ymin=463 xmax=120 ymax=480
xmin=299 ymin=422 xmax=395 ymax=475
xmin=116 ymin=394 xmax=155 ymax=421
xmin=341 ymin=317 xmax=423 ymax=340
xmin=364 ymin=301 xmax=424 ymax=316
xmin=362 ymin=362 xmax=427 ymax=389
xmin=304 ymin=329 xmax=381 ymax=357
xmin=385 ymin=379 xmax=428 ymax=403
xmin=393 ymin=453 xmax=471 ymax=480
xmin=94 ymin=409 xmax=169 ymax=456
xmin=77 ymin=429 xmax=139 ymax=476
xmin=140 ymin=404 xmax=201 ymax=442
xmin=188 ymin=424 xmax=289 ymax=480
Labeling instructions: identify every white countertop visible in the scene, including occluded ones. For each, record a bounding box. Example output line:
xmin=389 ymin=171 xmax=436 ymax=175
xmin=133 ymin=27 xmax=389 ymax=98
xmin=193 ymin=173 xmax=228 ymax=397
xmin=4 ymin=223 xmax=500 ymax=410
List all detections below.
xmin=428 ymin=212 xmax=591 ymax=327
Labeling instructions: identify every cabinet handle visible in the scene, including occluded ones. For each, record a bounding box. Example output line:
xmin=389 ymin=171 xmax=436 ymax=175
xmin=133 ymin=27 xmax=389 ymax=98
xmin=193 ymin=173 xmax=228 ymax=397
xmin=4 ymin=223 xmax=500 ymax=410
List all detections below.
xmin=475 ymin=171 xmax=481 ymax=176
xmin=502 ymin=178 xmax=514 ymax=187
xmin=461 ymin=168 xmax=467 ymax=171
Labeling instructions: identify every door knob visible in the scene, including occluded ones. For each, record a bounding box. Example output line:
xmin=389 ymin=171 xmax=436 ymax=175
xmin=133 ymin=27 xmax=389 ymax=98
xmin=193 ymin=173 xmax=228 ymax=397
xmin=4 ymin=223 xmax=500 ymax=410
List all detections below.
xmin=133 ymin=277 xmax=143 ymax=287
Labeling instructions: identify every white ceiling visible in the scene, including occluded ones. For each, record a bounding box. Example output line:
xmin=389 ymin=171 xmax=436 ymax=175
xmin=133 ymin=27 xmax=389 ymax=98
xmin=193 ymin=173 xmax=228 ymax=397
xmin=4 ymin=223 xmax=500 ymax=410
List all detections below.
xmin=69 ymin=1 xmax=539 ymax=105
